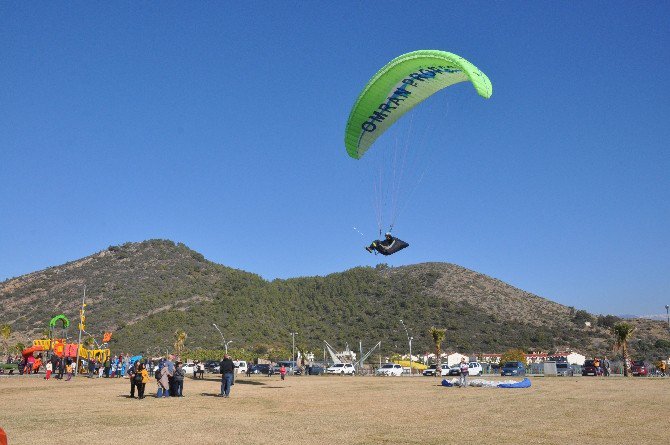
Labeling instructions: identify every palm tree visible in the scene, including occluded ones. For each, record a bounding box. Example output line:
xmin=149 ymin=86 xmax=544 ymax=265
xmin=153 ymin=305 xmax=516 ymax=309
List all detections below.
xmin=613 ymin=322 xmax=635 ymax=377
xmin=0 ymin=324 xmax=10 ymax=355
xmin=429 ymin=327 xmax=446 ymax=377
xmin=174 ymin=330 xmax=187 ymax=357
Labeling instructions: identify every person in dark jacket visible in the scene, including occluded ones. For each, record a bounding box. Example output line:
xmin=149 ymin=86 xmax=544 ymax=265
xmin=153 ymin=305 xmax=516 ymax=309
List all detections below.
xmin=219 ymin=354 xmax=236 ymax=398
xmin=128 ymin=361 xmax=139 ymax=398
xmin=173 ymin=362 xmax=185 ymax=397
xmin=365 ymin=233 xmax=409 ymax=256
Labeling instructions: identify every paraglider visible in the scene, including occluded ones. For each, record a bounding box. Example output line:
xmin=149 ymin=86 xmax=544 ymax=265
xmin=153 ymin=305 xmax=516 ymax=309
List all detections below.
xmin=365 ymin=232 xmax=409 ymax=256
xmin=345 ymin=50 xmax=492 ymax=252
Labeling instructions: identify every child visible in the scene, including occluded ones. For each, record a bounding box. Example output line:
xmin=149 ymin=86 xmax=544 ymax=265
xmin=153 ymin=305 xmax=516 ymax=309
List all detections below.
xmin=280 ymin=364 xmax=287 ymax=381
xmin=45 ymin=361 xmax=52 ymax=380
xmin=65 ymin=361 xmax=73 ymax=381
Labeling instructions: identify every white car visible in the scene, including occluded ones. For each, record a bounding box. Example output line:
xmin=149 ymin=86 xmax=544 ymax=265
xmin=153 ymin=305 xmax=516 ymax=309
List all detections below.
xmin=234 ymin=360 xmax=248 ymax=374
xmin=325 ymin=363 xmax=356 ymax=375
xmin=181 ymin=362 xmax=197 ymax=375
xmin=440 ymin=362 xmax=483 ymax=376
xmin=376 ymin=363 xmax=403 ymax=376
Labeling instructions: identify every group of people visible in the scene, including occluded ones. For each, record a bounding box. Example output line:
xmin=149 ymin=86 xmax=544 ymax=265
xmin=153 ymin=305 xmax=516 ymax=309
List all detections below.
xmin=593 ymin=357 xmax=611 ymax=376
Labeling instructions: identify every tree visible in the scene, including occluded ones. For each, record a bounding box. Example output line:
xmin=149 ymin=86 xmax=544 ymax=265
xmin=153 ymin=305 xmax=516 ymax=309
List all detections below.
xmin=500 ymin=348 xmax=526 ymax=365
xmin=14 ymin=342 xmax=25 ymax=354
xmin=429 ymin=327 xmax=446 ymax=376
xmin=0 ymin=324 xmax=10 ymax=355
xmin=174 ymin=330 xmax=187 ymax=357
xmin=613 ymin=322 xmax=635 ymax=377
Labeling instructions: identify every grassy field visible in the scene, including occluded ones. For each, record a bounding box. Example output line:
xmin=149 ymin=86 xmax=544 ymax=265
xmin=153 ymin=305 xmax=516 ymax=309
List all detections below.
xmin=0 ymin=374 xmax=668 ymax=444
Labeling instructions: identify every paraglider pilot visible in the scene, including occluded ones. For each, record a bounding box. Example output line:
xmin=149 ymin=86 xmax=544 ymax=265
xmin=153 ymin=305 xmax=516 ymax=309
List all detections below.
xmin=365 ymin=233 xmax=409 ymax=256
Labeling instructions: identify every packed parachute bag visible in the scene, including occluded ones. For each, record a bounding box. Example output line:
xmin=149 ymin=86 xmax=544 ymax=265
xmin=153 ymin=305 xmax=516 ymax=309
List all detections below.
xmin=344 ymin=50 xmax=492 ymax=254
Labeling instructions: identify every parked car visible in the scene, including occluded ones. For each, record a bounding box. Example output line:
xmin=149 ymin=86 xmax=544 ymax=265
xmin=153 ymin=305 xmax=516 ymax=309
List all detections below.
xmin=204 ymin=360 xmax=220 ymax=373
xmin=442 ymin=365 xmax=461 ymax=376
xmin=273 ymin=361 xmax=298 ymax=375
xmin=325 ymin=363 xmax=356 ymax=375
xmin=376 ymin=363 xmax=403 ymax=376
xmin=234 ymin=360 xmax=248 ymax=375
xmin=581 ymin=360 xmax=603 ymax=376
xmin=249 ymin=364 xmax=271 ymax=375
xmin=422 ymin=364 xmax=438 ymax=376
xmin=631 ymin=360 xmax=648 ymax=376
xmin=306 ymin=364 xmax=325 ymax=375
xmin=501 ymin=361 xmax=526 ymax=376
xmin=556 ymin=362 xmax=574 ymax=376
xmin=181 ymin=362 xmax=197 ymax=376
xmin=468 ymin=362 xmax=483 ymax=376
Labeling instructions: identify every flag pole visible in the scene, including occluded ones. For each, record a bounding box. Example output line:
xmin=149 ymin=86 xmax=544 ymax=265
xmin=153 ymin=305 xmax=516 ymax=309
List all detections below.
xmin=74 ymin=285 xmax=86 ymax=378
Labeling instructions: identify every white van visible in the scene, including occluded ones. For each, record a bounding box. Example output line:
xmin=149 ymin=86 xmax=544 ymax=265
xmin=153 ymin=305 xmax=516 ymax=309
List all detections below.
xmin=234 ymin=360 xmax=248 ymax=374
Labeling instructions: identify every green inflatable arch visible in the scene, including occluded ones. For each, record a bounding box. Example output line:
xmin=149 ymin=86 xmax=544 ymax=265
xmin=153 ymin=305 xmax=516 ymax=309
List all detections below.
xmin=49 ymin=314 xmax=70 ymax=329
xmin=345 ymin=50 xmax=492 ymax=159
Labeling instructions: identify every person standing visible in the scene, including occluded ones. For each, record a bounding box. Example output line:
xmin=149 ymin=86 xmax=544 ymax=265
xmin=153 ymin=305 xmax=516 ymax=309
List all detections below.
xmin=128 ymin=362 xmax=139 ymax=398
xmin=219 ymin=354 xmax=235 ymax=398
xmin=65 ymin=360 xmax=73 ymax=381
xmin=57 ymin=357 xmax=65 ymax=380
xmin=458 ymin=358 xmax=469 ymax=388
xmin=158 ymin=364 xmax=171 ymax=398
xmin=279 ymin=364 xmax=287 ymax=381
xmin=45 ymin=361 xmax=53 ymax=380
xmin=164 ymin=355 xmax=175 ymax=396
xmin=137 ymin=363 xmax=149 ymax=399
xmin=173 ymin=362 xmax=185 ymax=397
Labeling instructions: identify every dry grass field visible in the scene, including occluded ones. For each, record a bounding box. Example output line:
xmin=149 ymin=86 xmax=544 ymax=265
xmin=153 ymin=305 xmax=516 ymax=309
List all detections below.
xmin=1 ymin=374 xmax=668 ymax=444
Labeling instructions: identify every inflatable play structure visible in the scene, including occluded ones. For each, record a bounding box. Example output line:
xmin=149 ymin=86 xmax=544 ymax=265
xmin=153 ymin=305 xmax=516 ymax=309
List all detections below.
xmin=21 ymin=313 xmax=111 ymax=373
xmin=442 ymin=377 xmax=531 ymax=388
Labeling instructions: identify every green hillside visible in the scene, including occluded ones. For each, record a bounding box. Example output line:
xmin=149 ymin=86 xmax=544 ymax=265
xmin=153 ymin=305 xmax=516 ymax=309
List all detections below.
xmin=1 ymin=240 xmax=668 ymax=361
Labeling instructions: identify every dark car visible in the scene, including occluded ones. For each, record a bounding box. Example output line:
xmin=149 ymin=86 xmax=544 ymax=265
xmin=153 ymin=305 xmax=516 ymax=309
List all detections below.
xmin=305 ymin=364 xmax=325 ymax=375
xmin=204 ymin=360 xmax=220 ymax=373
xmin=581 ymin=360 xmax=603 ymax=376
xmin=556 ymin=362 xmax=574 ymax=377
xmin=249 ymin=364 xmax=271 ymax=375
xmin=631 ymin=360 xmax=648 ymax=377
xmin=501 ymin=361 xmax=526 ymax=376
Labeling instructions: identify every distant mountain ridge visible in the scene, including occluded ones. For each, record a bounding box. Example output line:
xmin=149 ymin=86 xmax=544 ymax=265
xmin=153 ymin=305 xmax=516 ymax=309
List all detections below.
xmin=1 ymin=239 xmax=668 ymax=360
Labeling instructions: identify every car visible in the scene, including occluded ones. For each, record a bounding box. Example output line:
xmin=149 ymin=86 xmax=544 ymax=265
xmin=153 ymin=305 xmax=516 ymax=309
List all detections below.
xmin=468 ymin=362 xmax=483 ymax=376
xmin=249 ymin=364 xmax=271 ymax=375
xmin=631 ymin=360 xmax=648 ymax=377
xmin=422 ymin=364 xmax=438 ymax=376
xmin=441 ymin=364 xmax=462 ymax=376
xmin=306 ymin=364 xmax=325 ymax=375
xmin=273 ymin=360 xmax=298 ymax=375
xmin=204 ymin=360 xmax=220 ymax=373
xmin=376 ymin=363 xmax=403 ymax=376
xmin=325 ymin=363 xmax=356 ymax=375
xmin=501 ymin=361 xmax=526 ymax=376
xmin=556 ymin=362 xmax=574 ymax=376
xmin=234 ymin=360 xmax=248 ymax=375
xmin=581 ymin=360 xmax=603 ymax=376
xmin=180 ymin=362 xmax=196 ymax=375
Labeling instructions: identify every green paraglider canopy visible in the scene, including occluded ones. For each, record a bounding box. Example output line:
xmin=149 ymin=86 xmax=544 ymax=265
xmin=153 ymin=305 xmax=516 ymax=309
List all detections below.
xmin=49 ymin=314 xmax=70 ymax=329
xmin=345 ymin=50 xmax=492 ymax=160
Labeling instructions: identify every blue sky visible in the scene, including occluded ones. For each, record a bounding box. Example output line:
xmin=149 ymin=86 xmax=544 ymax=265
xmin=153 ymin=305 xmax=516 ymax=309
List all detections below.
xmin=1 ymin=1 xmax=668 ymax=317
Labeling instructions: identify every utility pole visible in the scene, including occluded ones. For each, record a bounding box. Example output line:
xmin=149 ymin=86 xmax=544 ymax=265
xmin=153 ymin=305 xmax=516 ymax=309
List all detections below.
xmin=290 ymin=332 xmax=297 ymax=364
xmin=665 ymin=305 xmax=669 ymax=329
xmin=74 ymin=286 xmax=86 ymax=378
xmin=400 ymin=319 xmax=413 ymax=376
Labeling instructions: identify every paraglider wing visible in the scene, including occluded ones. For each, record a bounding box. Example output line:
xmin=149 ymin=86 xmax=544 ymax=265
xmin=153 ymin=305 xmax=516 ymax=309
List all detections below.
xmin=344 ymin=50 xmax=492 ymax=159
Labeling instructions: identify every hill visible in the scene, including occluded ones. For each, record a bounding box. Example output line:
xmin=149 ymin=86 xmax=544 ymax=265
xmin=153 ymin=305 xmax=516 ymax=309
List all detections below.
xmin=1 ymin=240 xmax=668 ymax=361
